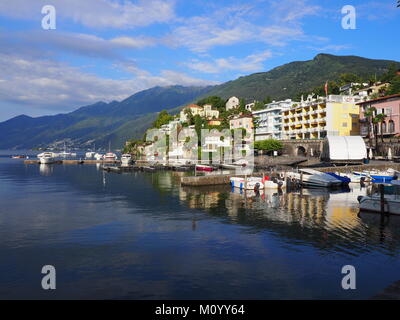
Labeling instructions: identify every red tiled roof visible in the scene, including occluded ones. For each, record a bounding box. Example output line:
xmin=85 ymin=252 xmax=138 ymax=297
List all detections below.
xmin=185 ymin=104 xmax=202 ymax=109
xmin=356 ymin=94 xmax=400 ymax=105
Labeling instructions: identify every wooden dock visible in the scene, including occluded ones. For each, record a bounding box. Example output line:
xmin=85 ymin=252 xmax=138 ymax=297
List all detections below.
xmin=180 ymin=173 xmax=265 ymax=186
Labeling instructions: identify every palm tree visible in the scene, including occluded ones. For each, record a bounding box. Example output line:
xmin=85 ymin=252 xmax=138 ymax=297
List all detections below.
xmin=364 ymin=107 xmax=376 ymax=149
xmin=375 ymin=113 xmax=387 ymax=144
xmin=184 ymin=108 xmax=194 ymax=125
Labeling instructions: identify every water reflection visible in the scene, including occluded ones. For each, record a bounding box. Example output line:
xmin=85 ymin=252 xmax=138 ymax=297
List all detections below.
xmin=1 ymin=160 xmax=400 ymax=299
xmin=178 ymin=182 xmax=400 ymax=255
xmin=39 ymin=164 xmax=53 ymax=176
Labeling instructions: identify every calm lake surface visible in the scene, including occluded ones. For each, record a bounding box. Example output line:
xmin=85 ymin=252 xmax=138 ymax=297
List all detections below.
xmin=1 ymin=150 xmax=400 ymax=299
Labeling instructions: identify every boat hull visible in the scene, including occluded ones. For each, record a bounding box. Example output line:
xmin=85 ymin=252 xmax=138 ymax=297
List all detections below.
xmin=39 ymin=157 xmax=55 ymax=164
xmin=196 ymin=165 xmax=213 ymax=172
xmin=358 ymin=196 xmax=400 ymax=215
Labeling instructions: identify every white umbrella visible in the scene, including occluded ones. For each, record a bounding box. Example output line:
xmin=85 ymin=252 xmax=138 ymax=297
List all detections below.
xmin=368 ymin=148 xmax=373 ymax=159
xmin=388 ymin=147 xmax=393 ymax=160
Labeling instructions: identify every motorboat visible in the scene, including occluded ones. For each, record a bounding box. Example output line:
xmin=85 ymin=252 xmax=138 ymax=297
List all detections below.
xmin=195 ymin=164 xmax=214 ymax=172
xmin=263 ymin=176 xmax=287 ymax=189
xmin=104 ymin=152 xmax=118 ymax=161
xmin=38 ymin=152 xmax=56 ymax=164
xmin=286 ymin=168 xmax=342 ymax=187
xmin=353 ymin=169 xmax=398 ymax=183
xmin=326 ymin=172 xmax=351 ymax=185
xmin=358 ymin=194 xmax=400 ymax=215
xmin=85 ymin=152 xmax=96 ymax=159
xmin=230 ymin=177 xmax=263 ymax=190
xmin=230 ymin=176 xmax=286 ymax=190
xmin=346 ymin=174 xmax=370 ymax=183
xmin=94 ymin=153 xmax=104 ymax=160
xmin=121 ymin=154 xmax=133 ymax=166
xmin=11 ymin=155 xmax=27 ymax=159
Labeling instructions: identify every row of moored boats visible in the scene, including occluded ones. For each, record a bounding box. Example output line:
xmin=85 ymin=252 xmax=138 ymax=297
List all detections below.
xmin=37 ymin=151 xmax=134 ymax=165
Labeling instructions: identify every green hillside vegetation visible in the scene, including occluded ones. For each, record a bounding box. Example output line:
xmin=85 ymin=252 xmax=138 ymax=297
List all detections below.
xmin=203 ymin=54 xmax=400 ymax=101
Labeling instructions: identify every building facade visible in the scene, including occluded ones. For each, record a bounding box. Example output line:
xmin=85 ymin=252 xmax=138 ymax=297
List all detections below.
xmin=252 ymin=99 xmax=294 ymax=141
xmin=358 ymin=94 xmax=400 ymax=137
xmin=179 ymin=104 xmax=219 ymax=123
xmin=282 ymin=95 xmax=360 ymax=140
xmin=225 ymin=96 xmax=240 ymax=111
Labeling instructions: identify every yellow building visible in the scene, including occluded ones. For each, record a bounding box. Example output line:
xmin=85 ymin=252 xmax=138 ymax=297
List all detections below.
xmin=282 ymin=95 xmax=360 ymax=140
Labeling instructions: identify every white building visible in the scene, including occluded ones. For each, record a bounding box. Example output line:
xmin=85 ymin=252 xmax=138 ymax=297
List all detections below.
xmin=225 ymin=96 xmax=240 ymax=111
xmin=160 ymin=120 xmax=180 ymax=135
xmin=252 ymin=99 xmax=294 ymax=141
xmin=180 ymin=104 xmax=219 ymax=123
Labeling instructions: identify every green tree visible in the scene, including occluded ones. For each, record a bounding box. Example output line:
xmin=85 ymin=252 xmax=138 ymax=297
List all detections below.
xmin=262 ymin=96 xmax=272 ymax=104
xmin=375 ymin=113 xmax=387 ymax=144
xmin=386 ymin=75 xmax=400 ymax=95
xmin=254 ymin=139 xmax=283 ymax=154
xmin=196 ymin=96 xmax=226 ymax=111
xmin=364 ymin=107 xmax=376 ymax=149
xmin=253 ymin=101 xmax=266 ymax=111
xmin=152 ymin=110 xmax=174 ymax=129
xmin=184 ymin=108 xmax=194 ymax=125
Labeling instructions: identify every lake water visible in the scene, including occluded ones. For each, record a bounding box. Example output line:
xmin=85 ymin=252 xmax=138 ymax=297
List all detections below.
xmin=1 ymin=150 xmax=400 ymax=299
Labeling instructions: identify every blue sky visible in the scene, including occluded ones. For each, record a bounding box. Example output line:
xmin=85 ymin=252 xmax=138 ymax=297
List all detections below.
xmin=0 ymin=0 xmax=399 ymax=121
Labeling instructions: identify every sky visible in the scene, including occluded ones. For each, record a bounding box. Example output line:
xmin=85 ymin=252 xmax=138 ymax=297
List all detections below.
xmin=0 ymin=0 xmax=399 ymax=121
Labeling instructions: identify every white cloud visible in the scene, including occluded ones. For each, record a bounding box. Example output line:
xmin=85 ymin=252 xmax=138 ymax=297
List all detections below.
xmin=0 ymin=0 xmax=175 ymax=29
xmin=0 ymin=53 xmax=215 ymax=112
xmin=186 ymin=50 xmax=273 ymax=74
xmin=0 ymin=31 xmax=155 ymax=61
xmin=165 ymin=0 xmax=321 ymax=52
xmin=311 ymin=44 xmax=351 ymax=52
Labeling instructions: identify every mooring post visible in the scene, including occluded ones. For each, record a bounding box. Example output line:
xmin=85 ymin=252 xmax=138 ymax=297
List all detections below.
xmin=300 ymin=172 xmax=303 ymax=185
xmin=262 ymin=172 xmax=265 ymax=190
xmin=380 ymin=184 xmax=385 ymax=215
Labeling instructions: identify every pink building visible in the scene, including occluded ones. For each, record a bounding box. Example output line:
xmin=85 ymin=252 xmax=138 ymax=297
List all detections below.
xmin=357 ymin=94 xmax=400 ymax=137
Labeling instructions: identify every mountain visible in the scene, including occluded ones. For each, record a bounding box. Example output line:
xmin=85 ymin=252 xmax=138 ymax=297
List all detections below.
xmin=1 ymin=54 xmax=399 ymax=150
xmin=205 ymin=53 xmax=400 ymax=101
xmin=0 ymin=85 xmax=213 ymax=149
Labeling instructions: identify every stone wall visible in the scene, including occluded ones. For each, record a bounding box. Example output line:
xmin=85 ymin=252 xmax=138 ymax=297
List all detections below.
xmin=281 ymin=139 xmax=324 ymax=157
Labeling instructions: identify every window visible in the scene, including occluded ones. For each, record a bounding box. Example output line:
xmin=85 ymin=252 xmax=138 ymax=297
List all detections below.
xmin=382 ymin=122 xmax=386 ymax=133
xmin=342 ymin=122 xmax=348 ymax=127
xmin=389 ymin=120 xmax=395 ymax=133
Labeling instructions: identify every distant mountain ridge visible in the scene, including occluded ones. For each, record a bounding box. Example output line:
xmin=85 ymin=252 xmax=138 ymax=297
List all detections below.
xmin=205 ymin=53 xmax=400 ymax=101
xmin=1 ymin=54 xmax=399 ymax=149
xmin=0 ymin=85 xmax=213 ymax=149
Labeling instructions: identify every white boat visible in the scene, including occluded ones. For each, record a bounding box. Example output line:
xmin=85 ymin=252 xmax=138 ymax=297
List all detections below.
xmin=59 ymin=143 xmax=73 ymax=158
xmin=38 ymin=152 xmax=56 ymax=164
xmin=230 ymin=177 xmax=263 ymax=190
xmin=347 ymin=173 xmax=371 ymax=183
xmin=104 ymin=152 xmax=117 ymax=161
xmin=286 ymin=168 xmax=342 ymax=187
xmin=121 ymin=154 xmax=133 ymax=166
xmin=85 ymin=152 xmax=96 ymax=159
xmin=358 ymin=194 xmax=400 ymax=215
xmin=230 ymin=176 xmax=286 ymax=190
xmin=94 ymin=153 xmax=104 ymax=160
xmin=264 ymin=177 xmax=287 ymax=189
xmin=353 ymin=169 xmax=398 ymax=183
